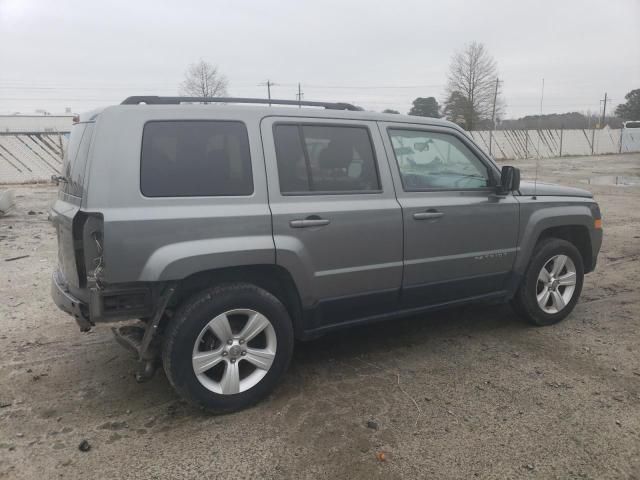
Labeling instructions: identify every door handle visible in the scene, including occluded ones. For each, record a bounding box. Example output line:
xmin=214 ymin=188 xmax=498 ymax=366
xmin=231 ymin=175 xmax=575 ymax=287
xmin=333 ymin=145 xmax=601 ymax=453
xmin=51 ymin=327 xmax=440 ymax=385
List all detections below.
xmin=413 ymin=211 xmax=444 ymax=220
xmin=289 ymin=217 xmax=330 ymax=228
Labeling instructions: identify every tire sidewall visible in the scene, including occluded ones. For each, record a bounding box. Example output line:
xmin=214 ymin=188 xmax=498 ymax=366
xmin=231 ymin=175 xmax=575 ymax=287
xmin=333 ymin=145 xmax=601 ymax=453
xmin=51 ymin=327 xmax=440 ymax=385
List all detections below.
xmin=164 ymin=284 xmax=294 ymax=413
xmin=519 ymin=239 xmax=585 ymax=326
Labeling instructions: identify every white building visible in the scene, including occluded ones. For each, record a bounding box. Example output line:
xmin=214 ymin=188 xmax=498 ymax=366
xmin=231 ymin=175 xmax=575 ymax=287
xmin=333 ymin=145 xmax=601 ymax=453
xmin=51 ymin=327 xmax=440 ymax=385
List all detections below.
xmin=0 ymin=114 xmax=74 ymax=133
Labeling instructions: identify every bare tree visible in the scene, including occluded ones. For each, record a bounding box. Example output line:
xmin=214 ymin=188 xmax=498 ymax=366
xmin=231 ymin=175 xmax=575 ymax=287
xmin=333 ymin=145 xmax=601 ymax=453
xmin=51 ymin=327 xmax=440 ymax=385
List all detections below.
xmin=180 ymin=60 xmax=228 ymax=98
xmin=444 ymin=42 xmax=502 ymax=130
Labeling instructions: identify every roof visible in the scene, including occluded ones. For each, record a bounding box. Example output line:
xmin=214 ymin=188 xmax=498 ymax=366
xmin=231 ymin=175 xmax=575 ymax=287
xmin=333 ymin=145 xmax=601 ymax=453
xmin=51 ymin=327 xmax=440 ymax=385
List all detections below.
xmin=85 ymin=97 xmax=461 ymax=131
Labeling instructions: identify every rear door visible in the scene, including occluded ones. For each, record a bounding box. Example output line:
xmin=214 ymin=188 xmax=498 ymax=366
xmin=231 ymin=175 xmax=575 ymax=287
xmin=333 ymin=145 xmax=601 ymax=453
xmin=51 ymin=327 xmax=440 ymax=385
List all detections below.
xmin=380 ymin=123 xmax=519 ymax=308
xmin=261 ymin=117 xmax=403 ymax=328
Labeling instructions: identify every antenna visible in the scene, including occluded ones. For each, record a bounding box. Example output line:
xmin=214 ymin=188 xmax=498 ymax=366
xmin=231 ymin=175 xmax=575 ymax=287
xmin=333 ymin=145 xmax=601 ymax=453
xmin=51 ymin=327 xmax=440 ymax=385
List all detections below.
xmin=533 ymin=78 xmax=544 ymax=199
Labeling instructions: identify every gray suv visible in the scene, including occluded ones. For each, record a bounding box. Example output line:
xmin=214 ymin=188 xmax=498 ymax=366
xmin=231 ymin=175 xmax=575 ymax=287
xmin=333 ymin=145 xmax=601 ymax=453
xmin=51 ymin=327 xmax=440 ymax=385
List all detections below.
xmin=51 ymin=96 xmax=602 ymax=412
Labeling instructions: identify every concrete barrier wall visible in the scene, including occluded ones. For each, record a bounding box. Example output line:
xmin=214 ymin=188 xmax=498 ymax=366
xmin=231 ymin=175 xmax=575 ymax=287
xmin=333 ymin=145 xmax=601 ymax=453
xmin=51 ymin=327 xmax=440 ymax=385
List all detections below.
xmin=1 ymin=128 xmax=639 ymax=184
xmin=0 ymin=133 xmax=67 ymax=184
xmin=469 ymin=128 xmax=640 ymax=160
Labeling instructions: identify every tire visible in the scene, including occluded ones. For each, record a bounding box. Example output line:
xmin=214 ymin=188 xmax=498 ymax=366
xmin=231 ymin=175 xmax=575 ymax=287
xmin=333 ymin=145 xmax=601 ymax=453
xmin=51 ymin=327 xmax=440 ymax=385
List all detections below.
xmin=511 ymin=238 xmax=584 ymax=326
xmin=162 ymin=283 xmax=294 ymax=413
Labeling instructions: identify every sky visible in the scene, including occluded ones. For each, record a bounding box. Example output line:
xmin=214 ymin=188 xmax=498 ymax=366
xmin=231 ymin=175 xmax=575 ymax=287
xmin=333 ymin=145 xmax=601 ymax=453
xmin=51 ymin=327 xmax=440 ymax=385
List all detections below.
xmin=1 ymin=0 xmax=639 ymax=119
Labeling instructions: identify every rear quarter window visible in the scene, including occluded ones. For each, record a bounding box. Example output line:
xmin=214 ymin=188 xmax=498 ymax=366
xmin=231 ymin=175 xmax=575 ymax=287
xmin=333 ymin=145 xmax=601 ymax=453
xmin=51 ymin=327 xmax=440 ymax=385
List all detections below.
xmin=140 ymin=120 xmax=253 ymax=197
xmin=62 ymin=122 xmax=94 ymax=197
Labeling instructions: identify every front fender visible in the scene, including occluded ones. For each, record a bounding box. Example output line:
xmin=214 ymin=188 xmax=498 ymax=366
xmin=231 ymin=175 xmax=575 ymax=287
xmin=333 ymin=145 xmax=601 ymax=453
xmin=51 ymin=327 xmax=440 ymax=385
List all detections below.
xmin=514 ymin=199 xmax=597 ymax=275
xmin=138 ymin=236 xmax=275 ymax=282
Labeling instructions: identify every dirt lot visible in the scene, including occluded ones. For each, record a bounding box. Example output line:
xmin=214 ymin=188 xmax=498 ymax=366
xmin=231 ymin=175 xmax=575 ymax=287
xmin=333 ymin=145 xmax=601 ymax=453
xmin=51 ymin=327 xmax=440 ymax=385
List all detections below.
xmin=1 ymin=153 xmax=639 ymax=479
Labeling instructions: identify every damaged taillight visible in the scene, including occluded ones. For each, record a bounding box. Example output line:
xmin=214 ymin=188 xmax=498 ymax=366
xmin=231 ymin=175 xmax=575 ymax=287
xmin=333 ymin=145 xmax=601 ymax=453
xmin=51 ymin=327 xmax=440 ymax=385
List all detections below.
xmin=78 ymin=213 xmax=105 ymax=288
xmin=89 ymin=229 xmax=105 ymax=288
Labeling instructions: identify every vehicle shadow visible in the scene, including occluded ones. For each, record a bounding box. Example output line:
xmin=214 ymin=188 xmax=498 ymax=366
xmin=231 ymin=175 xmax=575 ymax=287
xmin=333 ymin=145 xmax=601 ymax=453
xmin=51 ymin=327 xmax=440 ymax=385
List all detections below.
xmin=292 ymin=302 xmax=529 ymax=368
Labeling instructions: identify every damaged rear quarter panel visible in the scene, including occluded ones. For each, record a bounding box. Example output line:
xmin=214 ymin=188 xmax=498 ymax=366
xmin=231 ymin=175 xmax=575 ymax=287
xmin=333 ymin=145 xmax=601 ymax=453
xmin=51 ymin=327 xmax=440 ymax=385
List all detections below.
xmin=84 ymin=107 xmax=275 ymax=284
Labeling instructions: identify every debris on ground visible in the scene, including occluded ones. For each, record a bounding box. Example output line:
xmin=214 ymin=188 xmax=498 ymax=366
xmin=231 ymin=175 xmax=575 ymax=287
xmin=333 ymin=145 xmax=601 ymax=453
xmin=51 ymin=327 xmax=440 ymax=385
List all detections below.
xmin=78 ymin=440 xmax=91 ymax=452
xmin=366 ymin=420 xmax=378 ymax=430
xmin=0 ymin=189 xmax=15 ymax=216
xmin=4 ymin=255 xmax=30 ymax=262
xmin=98 ymin=421 xmax=128 ymax=431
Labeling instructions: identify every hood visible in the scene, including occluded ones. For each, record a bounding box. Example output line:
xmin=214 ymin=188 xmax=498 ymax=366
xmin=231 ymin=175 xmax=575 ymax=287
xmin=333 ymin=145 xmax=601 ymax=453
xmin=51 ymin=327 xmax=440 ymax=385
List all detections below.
xmin=517 ymin=181 xmax=593 ymax=198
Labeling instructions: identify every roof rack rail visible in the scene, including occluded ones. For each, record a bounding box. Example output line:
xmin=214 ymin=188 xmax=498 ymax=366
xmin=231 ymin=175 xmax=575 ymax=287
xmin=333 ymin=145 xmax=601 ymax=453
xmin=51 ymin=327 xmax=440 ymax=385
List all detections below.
xmin=121 ymin=96 xmax=363 ymax=111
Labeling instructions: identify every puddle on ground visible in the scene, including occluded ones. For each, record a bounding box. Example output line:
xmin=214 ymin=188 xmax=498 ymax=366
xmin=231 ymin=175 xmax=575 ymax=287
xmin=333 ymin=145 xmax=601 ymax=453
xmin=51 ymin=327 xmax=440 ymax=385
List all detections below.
xmin=585 ymin=175 xmax=640 ymax=186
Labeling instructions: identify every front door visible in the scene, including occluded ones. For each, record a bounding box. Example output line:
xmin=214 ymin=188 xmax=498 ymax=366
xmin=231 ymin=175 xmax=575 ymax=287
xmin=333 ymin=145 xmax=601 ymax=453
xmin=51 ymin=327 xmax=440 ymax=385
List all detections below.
xmin=261 ymin=117 xmax=403 ymax=327
xmin=380 ymin=123 xmax=519 ymax=308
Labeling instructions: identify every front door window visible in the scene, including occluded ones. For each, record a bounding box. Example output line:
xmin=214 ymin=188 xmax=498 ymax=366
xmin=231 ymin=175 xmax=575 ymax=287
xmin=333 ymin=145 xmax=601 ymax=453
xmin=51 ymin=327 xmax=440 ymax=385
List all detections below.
xmin=388 ymin=129 xmax=491 ymax=190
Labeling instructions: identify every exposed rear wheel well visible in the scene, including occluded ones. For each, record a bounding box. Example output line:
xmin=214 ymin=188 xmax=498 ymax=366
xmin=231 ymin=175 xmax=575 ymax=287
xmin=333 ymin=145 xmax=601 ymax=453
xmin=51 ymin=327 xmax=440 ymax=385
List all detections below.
xmin=168 ymin=265 xmax=304 ymax=337
xmin=537 ymin=225 xmax=593 ymax=272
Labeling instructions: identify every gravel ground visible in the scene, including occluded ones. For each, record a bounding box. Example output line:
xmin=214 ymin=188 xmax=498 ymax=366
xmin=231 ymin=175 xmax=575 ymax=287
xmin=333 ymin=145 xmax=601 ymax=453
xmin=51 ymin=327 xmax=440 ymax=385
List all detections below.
xmin=1 ymin=153 xmax=639 ymax=479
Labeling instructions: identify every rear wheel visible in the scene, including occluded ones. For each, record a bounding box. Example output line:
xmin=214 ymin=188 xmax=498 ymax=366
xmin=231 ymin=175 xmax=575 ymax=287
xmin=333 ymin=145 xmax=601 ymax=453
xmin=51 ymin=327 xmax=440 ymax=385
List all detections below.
xmin=162 ymin=283 xmax=294 ymax=413
xmin=511 ymin=238 xmax=584 ymax=326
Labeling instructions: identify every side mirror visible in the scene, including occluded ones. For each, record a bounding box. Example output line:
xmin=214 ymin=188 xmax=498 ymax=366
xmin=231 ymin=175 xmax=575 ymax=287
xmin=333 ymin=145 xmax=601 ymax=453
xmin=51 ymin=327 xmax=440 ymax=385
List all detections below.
xmin=498 ymin=166 xmax=520 ymax=194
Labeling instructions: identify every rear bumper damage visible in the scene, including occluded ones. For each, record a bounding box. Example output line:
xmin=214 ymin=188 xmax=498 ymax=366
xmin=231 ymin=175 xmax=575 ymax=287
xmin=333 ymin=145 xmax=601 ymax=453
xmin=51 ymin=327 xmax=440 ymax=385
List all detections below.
xmin=51 ymin=267 xmax=160 ymax=329
xmin=51 ymin=267 xmax=176 ymax=381
xmin=51 ymin=268 xmax=92 ymax=331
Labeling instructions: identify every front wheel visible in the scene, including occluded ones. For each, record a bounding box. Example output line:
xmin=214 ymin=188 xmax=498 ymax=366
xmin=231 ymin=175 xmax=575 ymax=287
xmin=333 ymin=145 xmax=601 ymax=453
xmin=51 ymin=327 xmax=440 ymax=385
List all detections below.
xmin=511 ymin=238 xmax=584 ymax=326
xmin=162 ymin=283 xmax=294 ymax=413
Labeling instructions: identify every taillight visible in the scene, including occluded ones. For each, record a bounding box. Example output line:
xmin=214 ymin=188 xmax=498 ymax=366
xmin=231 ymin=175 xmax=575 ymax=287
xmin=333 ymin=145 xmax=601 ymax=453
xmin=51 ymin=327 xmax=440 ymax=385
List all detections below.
xmin=79 ymin=213 xmax=105 ymax=288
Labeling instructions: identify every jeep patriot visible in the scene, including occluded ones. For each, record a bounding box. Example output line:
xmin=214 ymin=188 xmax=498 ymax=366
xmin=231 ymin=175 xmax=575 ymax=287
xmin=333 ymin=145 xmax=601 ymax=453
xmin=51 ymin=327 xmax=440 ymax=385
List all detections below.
xmin=51 ymin=96 xmax=602 ymax=412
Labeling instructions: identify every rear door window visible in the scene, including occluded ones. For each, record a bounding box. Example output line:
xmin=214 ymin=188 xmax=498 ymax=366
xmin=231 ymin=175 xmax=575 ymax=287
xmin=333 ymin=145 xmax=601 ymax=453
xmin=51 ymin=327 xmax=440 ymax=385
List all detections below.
xmin=140 ymin=120 xmax=253 ymax=197
xmin=273 ymin=124 xmax=381 ymax=194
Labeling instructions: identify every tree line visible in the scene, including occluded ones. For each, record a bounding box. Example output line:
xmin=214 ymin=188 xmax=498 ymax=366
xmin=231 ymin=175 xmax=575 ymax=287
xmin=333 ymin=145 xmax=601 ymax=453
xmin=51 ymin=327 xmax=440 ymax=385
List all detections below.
xmin=181 ymin=49 xmax=640 ymax=130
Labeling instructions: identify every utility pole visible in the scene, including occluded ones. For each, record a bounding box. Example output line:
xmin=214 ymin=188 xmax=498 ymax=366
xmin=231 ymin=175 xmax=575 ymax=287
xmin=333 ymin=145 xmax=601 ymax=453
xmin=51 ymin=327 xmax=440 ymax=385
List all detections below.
xmin=600 ymin=92 xmax=608 ymax=129
xmin=296 ymin=82 xmax=304 ymax=107
xmin=489 ymin=77 xmax=500 ymax=156
xmin=258 ymin=80 xmax=278 ymax=105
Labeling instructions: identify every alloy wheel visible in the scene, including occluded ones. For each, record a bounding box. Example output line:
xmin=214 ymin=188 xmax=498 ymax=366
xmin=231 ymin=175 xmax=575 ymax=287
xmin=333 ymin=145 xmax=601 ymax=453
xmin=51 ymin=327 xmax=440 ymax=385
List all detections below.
xmin=536 ymin=254 xmax=577 ymax=314
xmin=191 ymin=309 xmax=277 ymax=395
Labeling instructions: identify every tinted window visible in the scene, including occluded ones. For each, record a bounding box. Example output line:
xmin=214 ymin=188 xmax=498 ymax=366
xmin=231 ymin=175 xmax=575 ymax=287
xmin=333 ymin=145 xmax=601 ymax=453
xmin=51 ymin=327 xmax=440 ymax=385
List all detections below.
xmin=274 ymin=124 xmax=380 ymax=194
xmin=388 ymin=129 xmax=490 ymax=190
xmin=62 ymin=122 xmax=94 ymax=197
xmin=141 ymin=121 xmax=253 ymax=197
